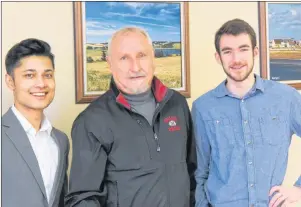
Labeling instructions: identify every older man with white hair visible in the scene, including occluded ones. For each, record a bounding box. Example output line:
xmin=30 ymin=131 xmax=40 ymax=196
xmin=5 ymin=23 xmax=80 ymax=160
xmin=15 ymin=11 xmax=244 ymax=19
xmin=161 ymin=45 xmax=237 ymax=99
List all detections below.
xmin=65 ymin=27 xmax=197 ymax=207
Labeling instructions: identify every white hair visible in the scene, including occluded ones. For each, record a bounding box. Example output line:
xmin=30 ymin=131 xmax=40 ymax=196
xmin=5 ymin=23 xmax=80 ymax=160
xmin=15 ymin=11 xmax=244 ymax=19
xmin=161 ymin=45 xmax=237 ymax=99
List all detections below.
xmin=107 ymin=27 xmax=153 ymax=56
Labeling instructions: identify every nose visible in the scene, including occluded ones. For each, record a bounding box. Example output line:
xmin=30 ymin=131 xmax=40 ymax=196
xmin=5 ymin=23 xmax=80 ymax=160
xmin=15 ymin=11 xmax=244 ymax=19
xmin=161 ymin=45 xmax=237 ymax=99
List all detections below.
xmin=35 ymin=76 xmax=46 ymax=88
xmin=130 ymin=58 xmax=141 ymax=73
xmin=232 ymin=51 xmax=241 ymax=63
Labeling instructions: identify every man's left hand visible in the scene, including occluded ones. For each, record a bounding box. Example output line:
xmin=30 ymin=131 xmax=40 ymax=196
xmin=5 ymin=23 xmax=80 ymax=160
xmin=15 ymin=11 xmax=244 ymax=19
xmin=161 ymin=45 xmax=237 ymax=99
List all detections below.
xmin=269 ymin=186 xmax=301 ymax=207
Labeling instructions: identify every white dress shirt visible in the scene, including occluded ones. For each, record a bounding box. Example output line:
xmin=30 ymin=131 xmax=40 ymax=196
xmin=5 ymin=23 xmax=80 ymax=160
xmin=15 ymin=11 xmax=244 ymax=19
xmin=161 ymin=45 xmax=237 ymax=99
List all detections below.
xmin=11 ymin=105 xmax=58 ymax=203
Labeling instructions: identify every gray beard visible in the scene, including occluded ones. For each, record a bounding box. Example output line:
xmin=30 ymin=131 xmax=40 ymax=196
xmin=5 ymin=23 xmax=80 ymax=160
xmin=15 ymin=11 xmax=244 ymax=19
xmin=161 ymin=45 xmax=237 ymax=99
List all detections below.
xmin=127 ymin=85 xmax=151 ymax=95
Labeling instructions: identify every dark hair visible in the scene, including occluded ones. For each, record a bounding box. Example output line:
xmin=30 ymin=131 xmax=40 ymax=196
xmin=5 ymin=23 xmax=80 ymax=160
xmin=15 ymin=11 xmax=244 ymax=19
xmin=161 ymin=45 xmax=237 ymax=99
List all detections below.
xmin=215 ymin=18 xmax=257 ymax=54
xmin=5 ymin=38 xmax=55 ymax=76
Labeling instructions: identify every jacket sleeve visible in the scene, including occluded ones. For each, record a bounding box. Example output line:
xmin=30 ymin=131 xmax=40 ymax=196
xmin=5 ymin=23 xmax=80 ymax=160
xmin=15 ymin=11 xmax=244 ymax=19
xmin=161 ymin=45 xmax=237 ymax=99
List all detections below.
xmin=64 ymin=113 xmax=109 ymax=207
xmin=183 ymin=99 xmax=197 ymax=207
xmin=290 ymin=89 xmax=301 ymax=187
xmin=192 ymin=103 xmax=211 ymax=207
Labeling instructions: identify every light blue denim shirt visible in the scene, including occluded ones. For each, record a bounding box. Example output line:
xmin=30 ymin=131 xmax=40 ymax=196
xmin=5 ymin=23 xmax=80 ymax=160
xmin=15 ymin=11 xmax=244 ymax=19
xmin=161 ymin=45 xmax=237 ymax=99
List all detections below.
xmin=192 ymin=75 xmax=301 ymax=207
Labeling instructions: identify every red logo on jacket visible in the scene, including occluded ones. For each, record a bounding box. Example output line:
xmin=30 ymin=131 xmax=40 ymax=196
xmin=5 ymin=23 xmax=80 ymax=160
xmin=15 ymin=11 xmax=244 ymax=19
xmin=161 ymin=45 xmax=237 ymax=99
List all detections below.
xmin=164 ymin=116 xmax=181 ymax=132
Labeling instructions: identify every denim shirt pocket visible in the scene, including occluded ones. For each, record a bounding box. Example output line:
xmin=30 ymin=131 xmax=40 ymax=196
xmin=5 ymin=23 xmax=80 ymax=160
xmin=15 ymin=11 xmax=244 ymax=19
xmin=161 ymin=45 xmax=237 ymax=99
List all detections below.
xmin=259 ymin=108 xmax=288 ymax=145
xmin=205 ymin=117 xmax=236 ymax=150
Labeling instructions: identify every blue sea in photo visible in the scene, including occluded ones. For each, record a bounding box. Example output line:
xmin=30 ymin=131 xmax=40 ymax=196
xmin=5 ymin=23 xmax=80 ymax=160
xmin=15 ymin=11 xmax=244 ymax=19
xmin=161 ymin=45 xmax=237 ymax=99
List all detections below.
xmin=270 ymin=59 xmax=301 ymax=81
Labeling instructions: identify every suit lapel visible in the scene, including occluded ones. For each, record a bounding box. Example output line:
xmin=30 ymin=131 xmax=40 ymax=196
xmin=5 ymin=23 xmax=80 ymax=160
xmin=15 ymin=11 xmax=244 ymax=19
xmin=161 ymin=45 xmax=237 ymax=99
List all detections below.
xmin=2 ymin=109 xmax=48 ymax=201
xmin=48 ymin=129 xmax=65 ymax=207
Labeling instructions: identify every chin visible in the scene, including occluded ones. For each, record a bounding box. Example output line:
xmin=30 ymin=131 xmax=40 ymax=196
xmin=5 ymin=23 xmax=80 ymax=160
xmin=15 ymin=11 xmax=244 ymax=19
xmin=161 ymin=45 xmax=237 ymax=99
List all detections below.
xmin=30 ymin=102 xmax=51 ymax=110
xmin=230 ymin=74 xmax=249 ymax=82
xmin=128 ymin=86 xmax=148 ymax=94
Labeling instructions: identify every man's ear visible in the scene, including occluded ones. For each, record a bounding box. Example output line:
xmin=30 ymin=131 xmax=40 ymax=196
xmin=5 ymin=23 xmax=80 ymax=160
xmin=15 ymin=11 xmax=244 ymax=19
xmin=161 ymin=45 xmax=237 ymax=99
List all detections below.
xmin=253 ymin=46 xmax=259 ymax=58
xmin=215 ymin=52 xmax=222 ymax=65
xmin=5 ymin=74 xmax=15 ymax=91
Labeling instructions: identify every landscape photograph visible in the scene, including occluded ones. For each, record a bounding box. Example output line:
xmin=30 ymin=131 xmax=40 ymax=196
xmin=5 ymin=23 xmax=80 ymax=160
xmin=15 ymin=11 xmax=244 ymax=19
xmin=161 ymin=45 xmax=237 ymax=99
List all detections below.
xmin=267 ymin=3 xmax=301 ymax=82
xmin=83 ymin=2 xmax=184 ymax=93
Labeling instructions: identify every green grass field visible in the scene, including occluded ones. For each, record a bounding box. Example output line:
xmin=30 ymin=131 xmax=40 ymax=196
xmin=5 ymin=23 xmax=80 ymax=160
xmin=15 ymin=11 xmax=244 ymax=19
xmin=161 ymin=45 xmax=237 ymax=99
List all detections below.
xmin=86 ymin=49 xmax=182 ymax=92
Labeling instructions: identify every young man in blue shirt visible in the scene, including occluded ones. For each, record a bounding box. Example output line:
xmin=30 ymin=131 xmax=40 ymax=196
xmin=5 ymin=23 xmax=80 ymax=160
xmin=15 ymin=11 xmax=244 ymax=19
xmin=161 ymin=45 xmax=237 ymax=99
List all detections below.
xmin=192 ymin=19 xmax=301 ymax=207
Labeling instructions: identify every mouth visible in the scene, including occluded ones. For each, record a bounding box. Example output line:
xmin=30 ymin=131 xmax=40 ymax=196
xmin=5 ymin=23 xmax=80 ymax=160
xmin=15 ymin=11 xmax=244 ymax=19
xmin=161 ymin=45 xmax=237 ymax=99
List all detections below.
xmin=230 ymin=65 xmax=246 ymax=70
xmin=129 ymin=76 xmax=145 ymax=80
xmin=30 ymin=92 xmax=48 ymax=98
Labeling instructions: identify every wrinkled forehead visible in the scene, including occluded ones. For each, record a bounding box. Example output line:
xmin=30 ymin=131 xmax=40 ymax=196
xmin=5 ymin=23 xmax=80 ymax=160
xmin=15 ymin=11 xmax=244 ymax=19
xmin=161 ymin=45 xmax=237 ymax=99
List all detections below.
xmin=111 ymin=31 xmax=152 ymax=50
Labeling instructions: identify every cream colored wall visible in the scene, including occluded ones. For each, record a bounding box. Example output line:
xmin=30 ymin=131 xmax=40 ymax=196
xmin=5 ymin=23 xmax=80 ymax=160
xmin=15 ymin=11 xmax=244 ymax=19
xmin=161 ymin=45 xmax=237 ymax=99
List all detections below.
xmin=2 ymin=2 xmax=87 ymax=134
xmin=188 ymin=2 xmax=260 ymax=106
xmin=2 ymin=3 xmax=87 ymax=170
xmin=2 ymin=2 xmax=300 ymax=188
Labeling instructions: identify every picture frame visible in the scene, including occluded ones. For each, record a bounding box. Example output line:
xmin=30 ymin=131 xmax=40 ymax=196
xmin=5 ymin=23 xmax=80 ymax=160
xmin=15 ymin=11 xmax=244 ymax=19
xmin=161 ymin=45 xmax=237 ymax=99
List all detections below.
xmin=259 ymin=2 xmax=301 ymax=90
xmin=74 ymin=2 xmax=190 ymax=103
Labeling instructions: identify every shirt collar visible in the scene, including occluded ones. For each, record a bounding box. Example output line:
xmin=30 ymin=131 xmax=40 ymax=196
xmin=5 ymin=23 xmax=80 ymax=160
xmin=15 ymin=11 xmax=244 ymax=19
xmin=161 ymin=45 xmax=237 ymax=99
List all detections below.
xmin=40 ymin=115 xmax=53 ymax=135
xmin=214 ymin=74 xmax=265 ymax=98
xmin=110 ymin=76 xmax=168 ymax=109
xmin=254 ymin=74 xmax=265 ymax=92
xmin=11 ymin=105 xmax=52 ymax=135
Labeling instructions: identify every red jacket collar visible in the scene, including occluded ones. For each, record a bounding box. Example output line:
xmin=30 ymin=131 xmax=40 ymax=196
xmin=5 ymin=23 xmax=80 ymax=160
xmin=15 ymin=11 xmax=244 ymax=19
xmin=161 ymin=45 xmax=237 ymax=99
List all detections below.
xmin=111 ymin=76 xmax=168 ymax=109
xmin=151 ymin=76 xmax=168 ymax=102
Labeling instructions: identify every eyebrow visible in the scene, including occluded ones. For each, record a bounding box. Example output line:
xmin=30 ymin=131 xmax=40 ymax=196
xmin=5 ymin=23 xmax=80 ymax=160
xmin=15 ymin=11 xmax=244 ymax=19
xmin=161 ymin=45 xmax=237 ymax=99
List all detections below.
xmin=221 ymin=44 xmax=250 ymax=52
xmin=239 ymin=44 xmax=250 ymax=49
xmin=22 ymin=69 xmax=36 ymax=73
xmin=44 ymin=69 xmax=54 ymax=72
xmin=22 ymin=69 xmax=54 ymax=73
xmin=221 ymin=47 xmax=232 ymax=52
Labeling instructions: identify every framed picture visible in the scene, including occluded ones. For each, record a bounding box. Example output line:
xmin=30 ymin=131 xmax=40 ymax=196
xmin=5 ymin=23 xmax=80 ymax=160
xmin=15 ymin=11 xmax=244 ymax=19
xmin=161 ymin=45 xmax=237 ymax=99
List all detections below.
xmin=259 ymin=2 xmax=301 ymax=90
xmin=74 ymin=2 xmax=190 ymax=103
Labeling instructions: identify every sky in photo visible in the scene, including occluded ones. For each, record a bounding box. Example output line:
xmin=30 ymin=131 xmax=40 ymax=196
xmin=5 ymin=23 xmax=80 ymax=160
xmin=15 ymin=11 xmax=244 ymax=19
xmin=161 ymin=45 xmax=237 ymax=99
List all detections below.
xmin=85 ymin=2 xmax=182 ymax=43
xmin=268 ymin=3 xmax=301 ymax=40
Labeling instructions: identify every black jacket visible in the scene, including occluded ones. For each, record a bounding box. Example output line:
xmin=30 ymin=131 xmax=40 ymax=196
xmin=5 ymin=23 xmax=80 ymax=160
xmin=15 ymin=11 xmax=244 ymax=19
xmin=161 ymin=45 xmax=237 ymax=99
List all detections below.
xmin=65 ymin=77 xmax=197 ymax=207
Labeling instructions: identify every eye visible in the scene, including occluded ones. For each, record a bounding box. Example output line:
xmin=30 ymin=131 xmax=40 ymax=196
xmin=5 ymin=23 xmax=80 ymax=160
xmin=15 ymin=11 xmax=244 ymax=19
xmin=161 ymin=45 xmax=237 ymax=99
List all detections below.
xmin=24 ymin=74 xmax=34 ymax=79
xmin=45 ymin=73 xmax=53 ymax=78
xmin=223 ymin=51 xmax=231 ymax=55
xmin=120 ymin=56 xmax=128 ymax=60
xmin=241 ymin=48 xmax=249 ymax=52
xmin=138 ymin=52 xmax=146 ymax=58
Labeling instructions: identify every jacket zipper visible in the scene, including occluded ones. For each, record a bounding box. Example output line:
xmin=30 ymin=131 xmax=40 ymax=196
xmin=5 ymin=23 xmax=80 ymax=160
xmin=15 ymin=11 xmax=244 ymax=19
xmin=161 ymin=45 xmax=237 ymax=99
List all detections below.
xmin=151 ymin=91 xmax=173 ymax=153
xmin=116 ymin=180 xmax=119 ymax=207
xmin=154 ymin=133 xmax=160 ymax=152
